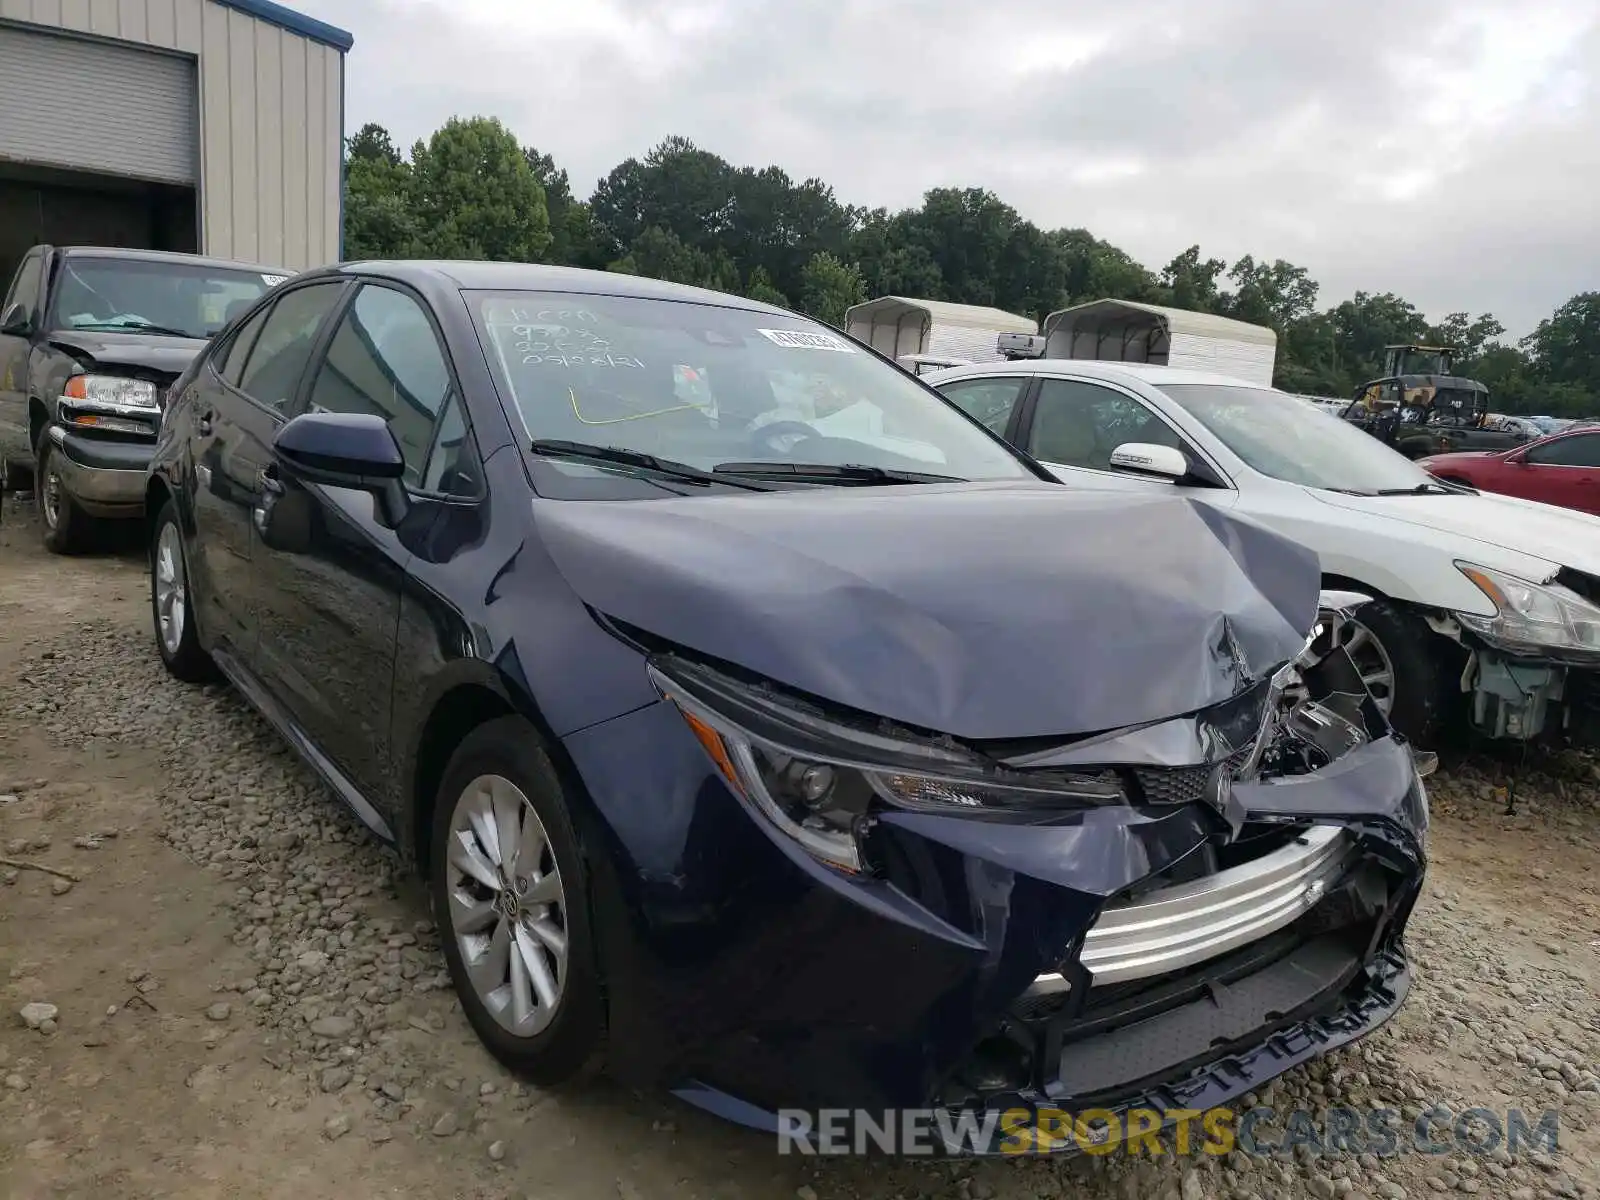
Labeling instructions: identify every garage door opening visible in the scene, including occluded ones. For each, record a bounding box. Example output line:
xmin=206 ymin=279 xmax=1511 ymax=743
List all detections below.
xmin=0 ymin=18 xmax=200 ymax=289
xmin=0 ymin=162 xmax=197 ymax=290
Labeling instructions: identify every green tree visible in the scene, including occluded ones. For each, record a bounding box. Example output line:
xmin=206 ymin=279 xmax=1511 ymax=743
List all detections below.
xmin=1523 ymin=293 xmax=1600 ymax=397
xmin=342 ymin=122 xmax=416 ymax=260
xmin=1159 ymin=245 xmax=1227 ymax=312
xmin=745 ymin=266 xmax=790 ymax=307
xmin=408 ymin=116 xmax=551 ymax=261
xmin=1428 ymin=312 xmax=1506 ymax=363
xmin=798 ymin=251 xmax=865 ymax=328
xmin=338 ymin=117 xmax=1600 ymax=418
xmin=1221 ymin=256 xmax=1319 ymax=330
xmin=1329 ymin=292 xmax=1432 ymax=382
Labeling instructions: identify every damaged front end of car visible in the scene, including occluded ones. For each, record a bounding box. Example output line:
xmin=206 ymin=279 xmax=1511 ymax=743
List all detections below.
xmin=1434 ymin=563 xmax=1600 ymax=748
xmin=645 ymin=591 xmax=1427 ymax=1152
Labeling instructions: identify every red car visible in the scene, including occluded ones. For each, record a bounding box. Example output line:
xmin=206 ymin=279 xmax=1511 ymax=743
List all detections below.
xmin=1418 ymin=429 xmax=1600 ymax=516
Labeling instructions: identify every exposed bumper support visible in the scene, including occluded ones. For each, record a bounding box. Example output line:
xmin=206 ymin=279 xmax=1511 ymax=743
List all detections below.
xmin=1037 ymin=824 xmax=1355 ymax=990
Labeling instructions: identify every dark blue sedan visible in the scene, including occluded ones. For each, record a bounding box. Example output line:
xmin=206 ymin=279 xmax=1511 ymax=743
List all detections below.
xmin=143 ymin=261 xmax=1425 ymax=1150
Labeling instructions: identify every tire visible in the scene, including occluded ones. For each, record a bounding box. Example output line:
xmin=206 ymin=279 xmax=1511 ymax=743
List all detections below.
xmin=1332 ymin=598 xmax=1453 ymax=749
xmin=34 ymin=433 xmax=94 ymax=555
xmin=149 ymin=497 xmax=218 ymax=683
xmin=430 ymin=717 xmax=607 ymax=1085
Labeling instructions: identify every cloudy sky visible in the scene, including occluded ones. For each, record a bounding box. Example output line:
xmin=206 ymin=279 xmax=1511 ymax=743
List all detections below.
xmin=312 ymin=0 xmax=1598 ymax=336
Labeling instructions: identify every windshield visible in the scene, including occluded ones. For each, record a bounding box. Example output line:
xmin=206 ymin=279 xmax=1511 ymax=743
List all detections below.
xmin=52 ymin=257 xmax=289 ymax=340
xmin=1157 ymin=382 xmax=1435 ymax=493
xmin=469 ymin=291 xmax=1033 ymax=484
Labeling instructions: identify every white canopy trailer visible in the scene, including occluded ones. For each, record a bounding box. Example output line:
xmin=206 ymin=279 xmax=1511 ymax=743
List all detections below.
xmin=1040 ymin=299 xmax=1278 ymax=387
xmin=846 ymin=296 xmax=1037 ymax=365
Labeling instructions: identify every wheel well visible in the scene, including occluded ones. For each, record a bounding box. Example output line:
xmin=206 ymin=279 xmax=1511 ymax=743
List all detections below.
xmin=144 ymin=477 xmax=171 ymax=543
xmin=27 ymin=397 xmax=48 ymax=450
xmin=410 ymin=684 xmax=516 ymax=878
xmin=1321 ymin=572 xmax=1391 ymax=603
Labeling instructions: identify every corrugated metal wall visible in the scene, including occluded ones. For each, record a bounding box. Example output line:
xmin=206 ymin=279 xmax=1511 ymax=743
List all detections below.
xmin=0 ymin=0 xmax=342 ymax=271
xmin=1166 ymin=334 xmax=1277 ymax=388
xmin=925 ymin=324 xmax=1009 ymax=364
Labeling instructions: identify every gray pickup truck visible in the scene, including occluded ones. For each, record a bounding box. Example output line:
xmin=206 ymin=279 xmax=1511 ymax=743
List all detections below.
xmin=0 ymin=245 xmax=292 ymax=552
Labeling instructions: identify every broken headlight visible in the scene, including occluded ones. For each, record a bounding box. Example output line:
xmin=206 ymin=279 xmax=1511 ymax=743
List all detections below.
xmin=1455 ymin=562 xmax=1600 ymax=662
xmin=648 ymin=660 xmax=1125 ymax=874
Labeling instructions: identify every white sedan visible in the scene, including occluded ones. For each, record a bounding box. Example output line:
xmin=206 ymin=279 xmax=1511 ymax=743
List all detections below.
xmin=925 ymin=359 xmax=1600 ymax=750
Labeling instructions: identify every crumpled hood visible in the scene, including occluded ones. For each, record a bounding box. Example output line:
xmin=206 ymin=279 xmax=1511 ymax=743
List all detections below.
xmin=1309 ymin=488 xmax=1600 ymax=578
xmin=535 ymin=482 xmax=1321 ymax=740
xmin=46 ymin=329 xmax=207 ymax=378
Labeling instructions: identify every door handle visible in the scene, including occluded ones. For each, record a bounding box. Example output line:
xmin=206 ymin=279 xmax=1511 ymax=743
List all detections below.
xmin=197 ymin=410 xmax=214 ymax=435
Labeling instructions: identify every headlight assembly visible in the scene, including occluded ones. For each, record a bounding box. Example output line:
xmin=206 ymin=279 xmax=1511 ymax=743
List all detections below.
xmin=1455 ymin=562 xmax=1600 ymax=661
xmin=61 ymin=374 xmax=160 ymax=414
xmin=647 ymin=660 xmax=1126 ymax=874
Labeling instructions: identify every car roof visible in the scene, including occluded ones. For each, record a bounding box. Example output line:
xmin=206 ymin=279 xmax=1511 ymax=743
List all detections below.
xmin=325 ymin=260 xmax=795 ymax=316
xmin=928 ymin=358 xmax=1280 ymax=391
xmin=58 ymin=246 xmax=294 ymax=275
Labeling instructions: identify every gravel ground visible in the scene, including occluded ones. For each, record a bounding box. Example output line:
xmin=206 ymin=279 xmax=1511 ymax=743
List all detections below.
xmin=4 ymin=499 xmax=1600 ymax=1199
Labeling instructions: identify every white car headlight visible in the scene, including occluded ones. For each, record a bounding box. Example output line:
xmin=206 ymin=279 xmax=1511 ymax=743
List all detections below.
xmin=1455 ymin=562 xmax=1600 ymax=660
xmin=62 ymin=374 xmax=159 ymax=412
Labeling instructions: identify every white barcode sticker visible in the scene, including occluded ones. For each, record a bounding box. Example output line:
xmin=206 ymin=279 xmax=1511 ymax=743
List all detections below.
xmin=757 ymin=328 xmax=855 ymax=353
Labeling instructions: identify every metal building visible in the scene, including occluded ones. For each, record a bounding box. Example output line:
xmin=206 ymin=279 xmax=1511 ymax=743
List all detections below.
xmin=0 ymin=0 xmax=352 ymax=286
xmin=844 ymin=297 xmax=1039 ymax=364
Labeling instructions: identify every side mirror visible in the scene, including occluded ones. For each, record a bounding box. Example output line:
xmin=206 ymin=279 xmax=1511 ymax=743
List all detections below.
xmin=273 ymin=411 xmax=410 ymax=528
xmin=0 ymin=303 xmax=30 ymax=336
xmin=1107 ymin=442 xmax=1189 ymax=482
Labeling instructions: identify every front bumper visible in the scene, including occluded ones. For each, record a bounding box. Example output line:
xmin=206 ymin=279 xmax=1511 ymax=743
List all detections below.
xmin=562 ymin=700 xmax=1427 ymax=1132
xmin=47 ymin=425 xmax=153 ymax=516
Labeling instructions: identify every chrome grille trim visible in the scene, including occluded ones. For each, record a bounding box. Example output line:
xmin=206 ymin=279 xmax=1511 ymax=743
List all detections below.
xmin=1036 ymin=825 xmax=1355 ymax=991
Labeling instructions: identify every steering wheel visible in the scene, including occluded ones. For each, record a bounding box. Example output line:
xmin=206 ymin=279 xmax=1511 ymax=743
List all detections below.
xmin=748 ymin=420 xmax=819 ymax=456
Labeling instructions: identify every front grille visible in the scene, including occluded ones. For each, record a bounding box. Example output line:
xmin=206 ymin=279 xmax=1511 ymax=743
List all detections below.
xmin=1130 ymin=745 xmax=1253 ymax=805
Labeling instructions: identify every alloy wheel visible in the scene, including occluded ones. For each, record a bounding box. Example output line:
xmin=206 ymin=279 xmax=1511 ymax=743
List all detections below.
xmin=154 ymin=522 xmax=187 ymax=655
xmin=40 ymin=462 xmax=61 ymax=530
xmin=1333 ymin=615 xmax=1397 ymax=715
xmin=445 ymin=774 xmax=569 ymax=1037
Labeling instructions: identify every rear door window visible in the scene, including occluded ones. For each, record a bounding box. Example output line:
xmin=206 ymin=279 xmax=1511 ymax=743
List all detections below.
xmin=236 ymin=282 xmax=345 ymax=413
xmin=1029 ymin=378 xmax=1183 ymax=470
xmin=218 ymin=305 xmax=271 ymax=388
xmin=1529 ymin=434 xmax=1600 ymax=468
xmin=935 ymin=377 xmax=1028 ymax=437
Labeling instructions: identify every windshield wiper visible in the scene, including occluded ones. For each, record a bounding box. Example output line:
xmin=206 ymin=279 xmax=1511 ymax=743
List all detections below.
xmin=712 ymin=461 xmax=965 ymax=485
xmin=529 ymin=440 xmax=772 ymax=491
xmin=1373 ymin=482 xmax=1462 ymax=496
xmin=74 ymin=320 xmax=197 ymax=337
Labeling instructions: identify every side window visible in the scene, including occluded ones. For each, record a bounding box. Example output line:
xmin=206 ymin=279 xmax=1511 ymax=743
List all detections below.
xmin=420 ymin=392 xmax=479 ymax=497
xmin=1030 ymin=378 xmax=1183 ymax=471
xmin=306 ymin=285 xmax=453 ymax=486
xmin=3 ymin=252 xmax=43 ymax=324
xmin=936 ymin=377 xmax=1027 ymax=437
xmin=218 ymin=304 xmax=271 ymax=387
xmin=1528 ymin=434 xmax=1600 ymax=468
xmin=236 ymin=282 xmax=345 ymax=413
